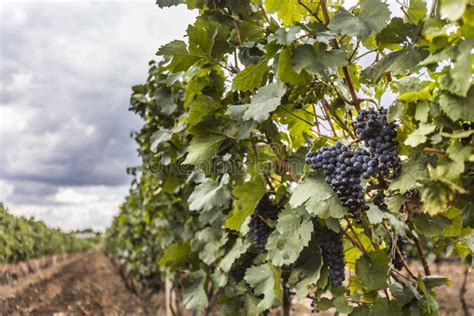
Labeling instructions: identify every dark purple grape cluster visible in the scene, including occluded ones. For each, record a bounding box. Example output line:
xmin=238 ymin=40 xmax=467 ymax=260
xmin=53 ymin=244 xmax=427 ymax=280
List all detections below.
xmin=354 ymin=108 xmax=401 ymax=179
xmin=315 ymin=225 xmax=345 ymax=287
xmin=249 ymin=194 xmax=280 ymax=253
xmin=306 ymin=142 xmax=368 ymax=214
xmin=231 ymin=251 xmax=257 ymax=281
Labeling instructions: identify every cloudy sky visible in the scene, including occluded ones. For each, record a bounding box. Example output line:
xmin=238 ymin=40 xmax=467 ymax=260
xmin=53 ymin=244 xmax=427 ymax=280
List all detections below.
xmin=0 ymin=0 xmax=196 ymax=231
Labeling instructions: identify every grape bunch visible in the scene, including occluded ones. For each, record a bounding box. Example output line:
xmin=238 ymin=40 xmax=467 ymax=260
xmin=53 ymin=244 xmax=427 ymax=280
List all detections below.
xmin=231 ymin=251 xmax=257 ymax=281
xmin=249 ymin=194 xmax=280 ymax=253
xmin=315 ymin=225 xmax=345 ymax=287
xmin=354 ymin=108 xmax=401 ymax=179
xmin=306 ymin=142 xmax=367 ymax=214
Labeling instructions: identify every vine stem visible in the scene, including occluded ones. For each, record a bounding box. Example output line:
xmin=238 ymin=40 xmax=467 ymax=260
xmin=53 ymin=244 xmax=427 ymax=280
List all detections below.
xmin=279 ymin=105 xmax=336 ymax=140
xmin=412 ymin=235 xmax=431 ymax=276
xmin=382 ymin=221 xmax=417 ymax=279
xmin=423 ymin=147 xmax=448 ymax=156
xmin=321 ymin=97 xmax=357 ymax=139
xmin=281 ymin=105 xmax=316 ymax=127
xmin=297 ymin=0 xmax=324 ymax=23
xmin=259 ymin=5 xmax=271 ymax=24
xmin=460 ymin=265 xmax=470 ymax=316
xmin=347 ymin=220 xmax=376 ymax=252
xmin=312 ymin=104 xmax=321 ymax=134
xmin=320 ymin=101 xmax=338 ymax=137
xmin=343 ymin=219 xmax=369 ymax=256
xmin=232 ymin=20 xmax=242 ymax=46
xmin=264 ymin=132 xmax=300 ymax=182
xmin=319 ymin=0 xmax=361 ymax=111
xmin=390 ymin=269 xmax=409 ymax=285
xmin=342 ymin=229 xmax=368 ymax=256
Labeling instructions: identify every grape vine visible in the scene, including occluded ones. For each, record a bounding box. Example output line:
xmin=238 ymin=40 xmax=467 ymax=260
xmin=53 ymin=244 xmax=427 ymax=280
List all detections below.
xmin=104 ymin=0 xmax=474 ymax=315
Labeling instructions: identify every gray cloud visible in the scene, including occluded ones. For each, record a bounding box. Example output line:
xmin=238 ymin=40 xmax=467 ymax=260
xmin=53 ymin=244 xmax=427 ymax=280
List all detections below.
xmin=0 ymin=1 xmax=196 ymax=230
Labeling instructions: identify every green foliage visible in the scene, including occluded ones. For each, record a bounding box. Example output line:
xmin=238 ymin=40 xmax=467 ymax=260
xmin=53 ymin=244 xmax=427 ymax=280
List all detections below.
xmin=0 ymin=203 xmax=95 ymax=263
xmin=105 ymin=0 xmax=473 ymax=314
xmin=244 ymin=263 xmax=282 ymax=312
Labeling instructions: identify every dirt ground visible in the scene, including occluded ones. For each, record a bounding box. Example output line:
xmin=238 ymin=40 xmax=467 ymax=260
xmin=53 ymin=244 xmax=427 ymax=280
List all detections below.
xmin=0 ymin=251 xmax=472 ymax=315
xmin=0 ymin=251 xmax=152 ymax=315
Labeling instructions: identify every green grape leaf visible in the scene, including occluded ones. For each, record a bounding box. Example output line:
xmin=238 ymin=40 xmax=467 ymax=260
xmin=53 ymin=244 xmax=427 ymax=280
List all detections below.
xmin=366 ymin=203 xmax=385 ymax=224
xmin=218 ymin=238 xmax=251 ymax=273
xmin=288 ymin=238 xmax=323 ymax=298
xmin=333 ymin=296 xmax=354 ymax=314
xmin=292 ymin=45 xmax=348 ymax=74
xmin=183 ymin=271 xmax=208 ymax=311
xmin=225 ymin=176 xmax=267 ymax=231
xmin=158 ymin=241 xmax=191 ymax=269
xmin=390 ymin=282 xmax=416 ymax=306
xmin=361 ymin=46 xmax=428 ymax=83
xmin=290 ymin=176 xmax=347 ymax=219
xmin=187 ymin=17 xmax=231 ymax=60
xmin=356 ymin=249 xmax=390 ymax=291
xmin=278 ymin=107 xmax=314 ymax=150
xmin=183 ymin=133 xmax=226 ymax=165
xmin=272 ymin=25 xmax=302 ymax=46
xmin=277 ymin=48 xmax=311 ymax=85
xmin=187 ymin=95 xmax=220 ymax=126
xmin=412 ymin=213 xmax=452 ymax=237
xmin=195 ymin=228 xmax=229 ymax=265
xmin=154 ymin=87 xmax=178 ymax=115
xmin=232 ymin=58 xmax=269 ymax=92
xmin=439 ymin=87 xmax=474 ymax=121
xmin=438 ymin=40 xmax=474 ymax=97
xmin=157 ymin=40 xmax=200 ymax=72
xmin=328 ymin=0 xmax=390 ymax=39
xmin=188 ymin=174 xmax=231 ymax=212
xmin=423 ymin=275 xmax=450 ymax=290
xmin=352 ymin=305 xmax=372 ymax=316
xmin=150 ymin=129 xmax=172 ymax=152
xmin=440 ymin=0 xmax=467 ymax=21
xmin=418 ymin=165 xmax=467 ymax=214
xmin=328 ymin=9 xmax=369 ymax=38
xmin=404 ymin=123 xmax=436 ymax=147
xmin=376 ymin=17 xmax=419 ymax=45
xmin=241 ymin=81 xmax=287 ymax=123
xmin=265 ymin=0 xmax=310 ymax=26
xmin=266 ymin=207 xmax=314 ymax=266
xmin=415 ymin=102 xmax=430 ymax=122
xmin=156 ymin=0 xmax=184 ymax=8
xmin=407 ymin=0 xmax=428 ymax=23
xmin=245 ymin=263 xmax=283 ymax=312
xmin=386 ymin=194 xmax=405 ymax=213
xmin=358 ymin=0 xmax=391 ymax=34
xmin=369 ymin=297 xmax=402 ymax=316
xmin=389 ymin=153 xmax=428 ymax=194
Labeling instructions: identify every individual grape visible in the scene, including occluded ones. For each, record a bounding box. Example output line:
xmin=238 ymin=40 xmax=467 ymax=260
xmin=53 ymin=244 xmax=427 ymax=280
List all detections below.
xmin=306 ymin=142 xmax=368 ymax=215
xmin=249 ymin=194 xmax=281 ymax=253
xmin=315 ymin=225 xmax=345 ymax=287
xmin=354 ymin=108 xmax=401 ymax=179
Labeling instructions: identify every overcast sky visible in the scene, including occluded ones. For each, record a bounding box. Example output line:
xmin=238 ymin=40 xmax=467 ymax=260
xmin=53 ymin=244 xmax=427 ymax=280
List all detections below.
xmin=0 ymin=0 xmax=196 ymax=231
